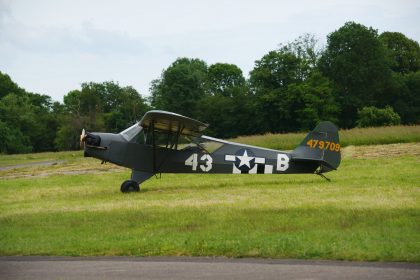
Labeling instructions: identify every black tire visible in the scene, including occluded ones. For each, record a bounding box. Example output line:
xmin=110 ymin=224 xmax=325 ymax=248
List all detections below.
xmin=120 ymin=180 xmax=140 ymax=193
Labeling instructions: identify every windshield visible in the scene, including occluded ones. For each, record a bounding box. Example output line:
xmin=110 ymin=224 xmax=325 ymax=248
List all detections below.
xmin=120 ymin=123 xmax=142 ymax=142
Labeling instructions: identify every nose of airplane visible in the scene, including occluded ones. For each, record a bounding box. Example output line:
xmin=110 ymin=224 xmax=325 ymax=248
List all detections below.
xmin=80 ymin=129 xmax=103 ymax=149
xmin=79 ymin=130 xmax=128 ymax=166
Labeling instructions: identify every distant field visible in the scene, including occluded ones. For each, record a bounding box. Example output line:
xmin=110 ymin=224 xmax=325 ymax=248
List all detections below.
xmin=0 ymin=143 xmax=419 ymax=261
xmin=232 ymin=125 xmax=420 ymax=150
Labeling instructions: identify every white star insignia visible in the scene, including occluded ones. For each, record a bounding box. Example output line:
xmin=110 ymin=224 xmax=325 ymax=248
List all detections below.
xmin=236 ymin=150 xmax=254 ymax=168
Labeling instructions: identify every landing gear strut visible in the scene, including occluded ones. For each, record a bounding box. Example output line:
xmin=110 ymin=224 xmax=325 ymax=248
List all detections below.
xmin=315 ymin=166 xmax=331 ymax=182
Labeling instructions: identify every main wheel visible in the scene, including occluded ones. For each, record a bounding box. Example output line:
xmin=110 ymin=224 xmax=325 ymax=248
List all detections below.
xmin=120 ymin=180 xmax=140 ymax=193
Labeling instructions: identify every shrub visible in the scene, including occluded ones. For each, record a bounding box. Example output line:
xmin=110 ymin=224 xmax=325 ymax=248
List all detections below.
xmin=357 ymin=106 xmax=401 ymax=127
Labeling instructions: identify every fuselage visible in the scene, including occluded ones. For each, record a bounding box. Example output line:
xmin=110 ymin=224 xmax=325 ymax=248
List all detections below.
xmin=84 ymin=132 xmax=319 ymax=175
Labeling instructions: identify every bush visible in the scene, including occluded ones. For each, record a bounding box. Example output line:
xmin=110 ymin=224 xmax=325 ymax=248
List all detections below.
xmin=357 ymin=106 xmax=401 ymax=127
xmin=0 ymin=120 xmax=32 ymax=154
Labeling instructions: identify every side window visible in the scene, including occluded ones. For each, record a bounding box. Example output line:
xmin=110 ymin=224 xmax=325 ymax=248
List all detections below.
xmin=154 ymin=131 xmax=174 ymax=148
xmin=139 ymin=130 xmax=222 ymax=153
xmin=135 ymin=130 xmax=147 ymax=145
xmin=179 ymin=136 xmax=223 ymax=153
xmin=142 ymin=128 xmax=182 ymax=150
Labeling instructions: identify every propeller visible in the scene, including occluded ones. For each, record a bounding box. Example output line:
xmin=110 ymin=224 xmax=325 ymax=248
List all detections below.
xmin=80 ymin=128 xmax=86 ymax=149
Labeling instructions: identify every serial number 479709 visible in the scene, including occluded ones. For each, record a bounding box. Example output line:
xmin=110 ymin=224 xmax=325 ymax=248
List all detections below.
xmin=306 ymin=139 xmax=340 ymax=152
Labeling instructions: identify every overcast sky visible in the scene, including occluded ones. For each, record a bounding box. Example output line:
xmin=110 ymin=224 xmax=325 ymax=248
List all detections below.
xmin=1 ymin=0 xmax=419 ymax=102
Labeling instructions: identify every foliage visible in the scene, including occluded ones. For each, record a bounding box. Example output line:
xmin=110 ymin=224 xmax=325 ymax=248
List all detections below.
xmin=319 ymin=22 xmax=392 ymax=128
xmin=0 ymin=72 xmax=59 ymax=153
xmin=281 ymin=33 xmax=322 ymax=69
xmin=379 ymin=32 xmax=420 ymax=74
xmin=249 ymin=36 xmax=335 ymax=133
xmin=197 ymin=63 xmax=255 ymax=137
xmin=55 ymin=81 xmax=149 ymax=150
xmin=150 ymin=58 xmax=208 ymax=118
xmin=249 ymin=49 xmax=306 ymax=133
xmin=357 ymin=106 xmax=401 ymax=127
xmin=206 ymin=63 xmax=246 ymax=96
xmin=395 ymin=71 xmax=420 ymax=124
xmin=0 ymin=71 xmax=25 ymax=99
xmin=286 ymin=71 xmax=339 ymax=131
xmin=0 ymin=120 xmax=32 ymax=154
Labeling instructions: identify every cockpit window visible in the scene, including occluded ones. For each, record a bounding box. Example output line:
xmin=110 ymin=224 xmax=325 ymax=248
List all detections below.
xmin=120 ymin=123 xmax=224 ymax=153
xmin=179 ymin=136 xmax=223 ymax=153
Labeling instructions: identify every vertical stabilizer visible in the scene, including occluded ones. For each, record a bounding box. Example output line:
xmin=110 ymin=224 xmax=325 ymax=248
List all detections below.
xmin=292 ymin=122 xmax=341 ymax=173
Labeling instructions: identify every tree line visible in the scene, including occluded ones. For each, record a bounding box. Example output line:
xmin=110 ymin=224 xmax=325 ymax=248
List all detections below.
xmin=1 ymin=21 xmax=419 ymax=154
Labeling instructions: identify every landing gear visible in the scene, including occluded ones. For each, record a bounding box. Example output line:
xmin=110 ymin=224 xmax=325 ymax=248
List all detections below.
xmin=120 ymin=180 xmax=140 ymax=193
xmin=315 ymin=166 xmax=331 ymax=182
xmin=120 ymin=170 xmax=154 ymax=193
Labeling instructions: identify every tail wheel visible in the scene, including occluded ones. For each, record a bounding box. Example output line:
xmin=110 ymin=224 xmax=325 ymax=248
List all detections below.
xmin=120 ymin=180 xmax=140 ymax=193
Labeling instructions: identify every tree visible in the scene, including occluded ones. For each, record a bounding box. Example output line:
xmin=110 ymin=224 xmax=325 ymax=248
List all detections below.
xmin=319 ymin=22 xmax=392 ymax=128
xmin=197 ymin=63 xmax=254 ymax=138
xmin=207 ymin=63 xmax=246 ymax=97
xmin=281 ymin=33 xmax=322 ymax=69
xmin=249 ymin=34 xmax=330 ymax=133
xmin=0 ymin=71 xmax=25 ymax=99
xmin=379 ymin=32 xmax=420 ymax=74
xmin=399 ymin=71 xmax=420 ymax=124
xmin=378 ymin=32 xmax=420 ymax=125
xmin=0 ymin=91 xmax=58 ymax=153
xmin=103 ymin=85 xmax=150 ymax=132
xmin=56 ymin=81 xmax=149 ymax=150
xmin=287 ymin=71 xmax=340 ymax=130
xmin=0 ymin=120 xmax=32 ymax=154
xmin=59 ymin=88 xmax=103 ymax=150
xmin=150 ymin=58 xmax=208 ymax=118
xmin=250 ymin=49 xmax=305 ymax=133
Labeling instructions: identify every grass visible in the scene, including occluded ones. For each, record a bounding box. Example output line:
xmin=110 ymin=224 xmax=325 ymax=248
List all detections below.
xmin=0 ymin=151 xmax=82 ymax=167
xmin=0 ymin=143 xmax=419 ymax=261
xmin=232 ymin=125 xmax=420 ymax=150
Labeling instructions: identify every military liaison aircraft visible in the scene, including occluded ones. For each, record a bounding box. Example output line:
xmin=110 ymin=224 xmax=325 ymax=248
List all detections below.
xmin=80 ymin=110 xmax=341 ymax=193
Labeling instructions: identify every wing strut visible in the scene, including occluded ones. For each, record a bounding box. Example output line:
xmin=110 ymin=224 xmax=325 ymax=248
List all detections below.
xmin=151 ymin=120 xmax=157 ymax=173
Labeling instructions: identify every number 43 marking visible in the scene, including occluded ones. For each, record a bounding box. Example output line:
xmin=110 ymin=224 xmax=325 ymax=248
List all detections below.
xmin=185 ymin=153 xmax=213 ymax=172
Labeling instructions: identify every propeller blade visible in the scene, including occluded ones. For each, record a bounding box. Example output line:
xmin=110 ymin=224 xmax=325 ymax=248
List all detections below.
xmin=80 ymin=129 xmax=86 ymax=149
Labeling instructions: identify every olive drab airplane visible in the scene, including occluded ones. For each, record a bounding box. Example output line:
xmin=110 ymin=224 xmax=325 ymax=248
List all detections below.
xmin=80 ymin=110 xmax=341 ymax=193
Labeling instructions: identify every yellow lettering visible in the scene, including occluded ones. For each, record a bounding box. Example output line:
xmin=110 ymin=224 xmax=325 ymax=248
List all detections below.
xmin=306 ymin=139 xmax=313 ymax=148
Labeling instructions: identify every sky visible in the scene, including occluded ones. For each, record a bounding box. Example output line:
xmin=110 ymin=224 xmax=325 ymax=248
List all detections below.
xmin=1 ymin=0 xmax=419 ymax=102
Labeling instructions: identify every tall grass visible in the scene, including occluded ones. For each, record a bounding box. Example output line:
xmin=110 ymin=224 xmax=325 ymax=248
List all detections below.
xmin=231 ymin=125 xmax=420 ymax=150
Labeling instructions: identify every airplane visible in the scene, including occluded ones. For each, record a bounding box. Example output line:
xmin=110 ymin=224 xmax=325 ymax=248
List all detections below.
xmin=80 ymin=110 xmax=341 ymax=193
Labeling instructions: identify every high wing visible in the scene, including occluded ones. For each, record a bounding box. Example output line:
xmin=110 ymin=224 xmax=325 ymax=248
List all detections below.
xmin=139 ymin=110 xmax=208 ymax=137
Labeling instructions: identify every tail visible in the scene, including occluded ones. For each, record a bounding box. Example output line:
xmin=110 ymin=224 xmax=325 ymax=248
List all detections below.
xmin=292 ymin=121 xmax=341 ymax=173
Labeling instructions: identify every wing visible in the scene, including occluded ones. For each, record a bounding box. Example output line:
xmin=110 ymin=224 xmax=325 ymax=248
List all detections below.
xmin=139 ymin=110 xmax=208 ymax=137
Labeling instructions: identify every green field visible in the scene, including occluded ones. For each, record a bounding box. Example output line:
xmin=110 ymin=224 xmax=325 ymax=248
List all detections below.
xmin=232 ymin=125 xmax=420 ymax=150
xmin=0 ymin=129 xmax=419 ymax=261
